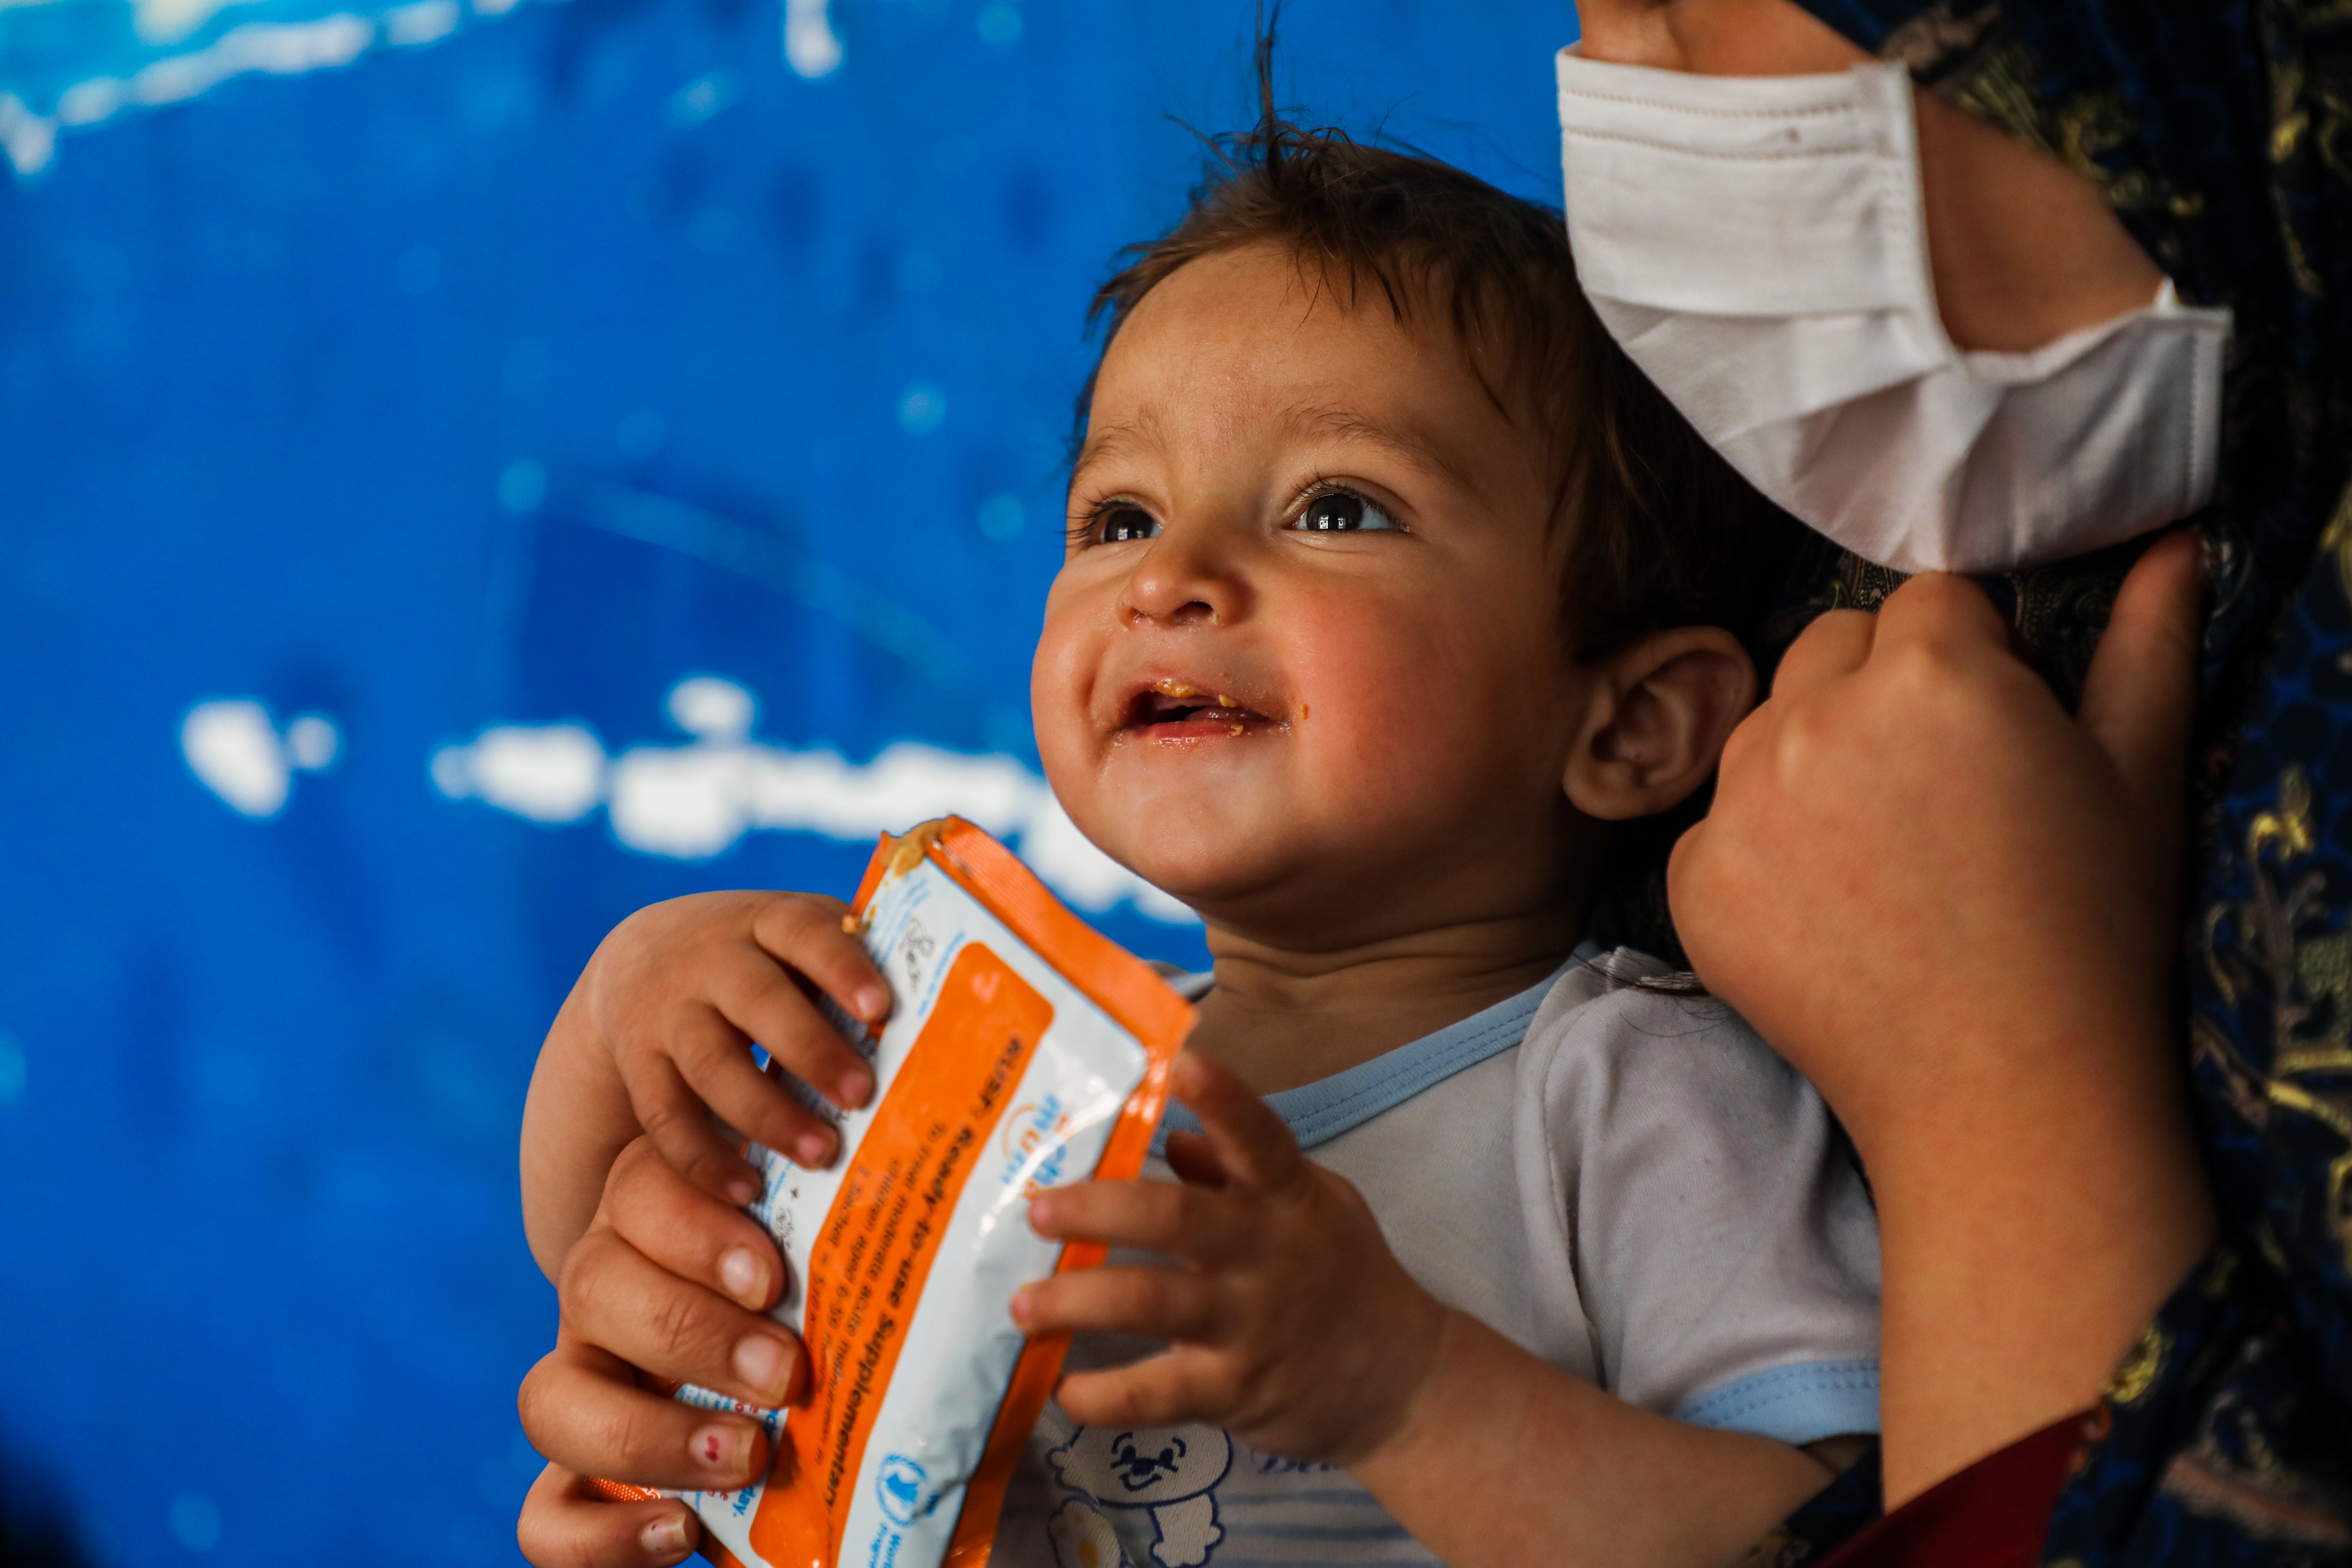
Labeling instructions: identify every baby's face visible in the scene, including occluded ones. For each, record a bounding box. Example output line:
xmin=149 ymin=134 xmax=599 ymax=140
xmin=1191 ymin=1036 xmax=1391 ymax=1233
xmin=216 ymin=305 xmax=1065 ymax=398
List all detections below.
xmin=1034 ymin=243 xmax=1604 ymax=939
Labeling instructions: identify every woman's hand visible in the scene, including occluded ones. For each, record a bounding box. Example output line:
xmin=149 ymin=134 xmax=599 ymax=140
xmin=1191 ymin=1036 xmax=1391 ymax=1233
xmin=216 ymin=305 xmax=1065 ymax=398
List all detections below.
xmin=1668 ymin=530 xmax=2218 ymax=1503
xmin=517 ymin=1138 xmax=796 ymax=1568
xmin=522 ymin=890 xmax=890 ymax=1278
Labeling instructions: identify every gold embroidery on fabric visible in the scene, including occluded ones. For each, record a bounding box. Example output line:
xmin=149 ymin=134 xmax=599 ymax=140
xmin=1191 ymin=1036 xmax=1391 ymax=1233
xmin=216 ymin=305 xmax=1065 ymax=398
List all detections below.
xmin=1877 ymin=0 xmax=2000 ymax=74
xmin=2276 ymin=1045 xmax=2352 ymax=1074
xmin=2248 ymin=766 xmax=2316 ymax=865
xmin=2290 ymin=930 xmax=2352 ymax=1046
xmin=2317 ymin=481 xmax=2352 ymax=608
xmin=2263 ymin=0 xmax=2330 ymax=295
xmin=2157 ymin=1383 xmax=2352 ymax=1539
xmin=2201 ymin=752 xmax=2352 ymax=1273
xmin=2105 ymin=1325 xmax=2167 ymax=1405
xmin=2055 ymin=93 xmax=2162 ymax=209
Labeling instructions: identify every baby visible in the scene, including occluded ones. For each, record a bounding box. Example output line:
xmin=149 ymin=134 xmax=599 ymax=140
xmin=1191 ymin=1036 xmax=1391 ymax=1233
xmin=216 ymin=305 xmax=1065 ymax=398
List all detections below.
xmin=520 ymin=110 xmax=1882 ymax=1568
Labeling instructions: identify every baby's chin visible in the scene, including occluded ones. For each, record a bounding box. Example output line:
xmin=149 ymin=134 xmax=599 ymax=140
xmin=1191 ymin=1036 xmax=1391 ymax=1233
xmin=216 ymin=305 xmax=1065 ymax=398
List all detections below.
xmin=1071 ymin=809 xmax=1329 ymax=918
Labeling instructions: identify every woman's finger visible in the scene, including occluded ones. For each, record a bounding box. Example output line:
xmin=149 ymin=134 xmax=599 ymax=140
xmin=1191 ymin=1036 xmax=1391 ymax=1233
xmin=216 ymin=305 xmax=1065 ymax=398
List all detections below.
xmin=1014 ymin=1264 xmax=1220 ymax=1343
xmin=750 ymin=894 xmax=892 ymax=1027
xmin=559 ymin=1226 xmax=801 ymax=1408
xmin=516 ymin=1463 xmax=699 ymax=1568
xmin=1765 ymin=606 xmax=1877 ymax=701
xmin=601 ymin=1137 xmax=788 ymax=1312
xmin=1865 ymin=570 xmax=2017 ymax=665
xmin=1171 ymin=1053 xmax=1306 ymax=1196
xmin=2078 ymin=528 xmax=2206 ymax=820
xmin=518 ymin=1336 xmax=769 ymax=1492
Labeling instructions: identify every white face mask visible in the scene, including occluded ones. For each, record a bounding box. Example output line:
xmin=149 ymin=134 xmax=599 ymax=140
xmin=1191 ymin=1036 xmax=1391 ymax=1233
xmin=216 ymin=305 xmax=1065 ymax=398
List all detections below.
xmin=1554 ymin=52 xmax=2231 ymax=576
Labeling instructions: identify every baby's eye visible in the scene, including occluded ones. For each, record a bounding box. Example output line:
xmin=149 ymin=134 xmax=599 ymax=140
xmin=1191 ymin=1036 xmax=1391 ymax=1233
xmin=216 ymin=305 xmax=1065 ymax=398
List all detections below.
xmin=1090 ymin=504 xmax=1162 ymax=544
xmin=1291 ymin=489 xmax=1397 ymax=533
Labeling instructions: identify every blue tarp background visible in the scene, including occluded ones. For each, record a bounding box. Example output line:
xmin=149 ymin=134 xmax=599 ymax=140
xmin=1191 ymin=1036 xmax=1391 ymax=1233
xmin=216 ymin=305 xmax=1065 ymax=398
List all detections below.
xmin=0 ymin=2 xmax=1571 ymax=1562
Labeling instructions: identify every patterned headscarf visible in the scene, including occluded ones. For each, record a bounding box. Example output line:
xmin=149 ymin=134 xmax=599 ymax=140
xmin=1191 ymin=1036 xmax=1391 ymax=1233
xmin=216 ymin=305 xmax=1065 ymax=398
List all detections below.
xmin=1752 ymin=0 xmax=2352 ymax=1555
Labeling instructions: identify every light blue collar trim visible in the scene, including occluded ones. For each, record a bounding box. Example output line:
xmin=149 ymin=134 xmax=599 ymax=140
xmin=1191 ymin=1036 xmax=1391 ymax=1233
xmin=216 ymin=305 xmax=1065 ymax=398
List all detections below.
xmin=1674 ymin=1358 xmax=1881 ymax=1445
xmin=1153 ymin=942 xmax=1601 ymax=1154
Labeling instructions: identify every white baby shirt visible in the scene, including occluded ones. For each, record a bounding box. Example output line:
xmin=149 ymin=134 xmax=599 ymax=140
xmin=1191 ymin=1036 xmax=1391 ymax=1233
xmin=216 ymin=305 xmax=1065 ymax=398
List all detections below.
xmin=987 ymin=945 xmax=1883 ymax=1568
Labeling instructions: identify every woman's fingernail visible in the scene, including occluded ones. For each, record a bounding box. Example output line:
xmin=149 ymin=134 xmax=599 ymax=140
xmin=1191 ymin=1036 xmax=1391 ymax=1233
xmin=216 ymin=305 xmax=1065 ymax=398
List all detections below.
xmin=734 ymin=1332 xmax=791 ymax=1399
xmin=726 ymin=1175 xmax=758 ymax=1206
xmin=841 ymin=1067 xmax=874 ymax=1107
xmin=1009 ymin=1286 xmax=1036 ymax=1328
xmin=1027 ymin=1194 xmax=1053 ymax=1231
xmin=856 ymin=985 xmax=888 ymax=1021
xmin=796 ymin=1129 xmax=835 ymax=1167
xmin=719 ymin=1247 xmax=765 ymax=1306
xmin=641 ymin=1512 xmax=694 ymax=1560
xmin=691 ymin=1421 xmax=751 ymax=1474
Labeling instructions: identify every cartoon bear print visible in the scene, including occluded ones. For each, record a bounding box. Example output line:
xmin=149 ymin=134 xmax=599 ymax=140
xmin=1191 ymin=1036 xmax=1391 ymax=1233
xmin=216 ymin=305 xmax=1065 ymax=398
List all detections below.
xmin=1046 ymin=1424 xmax=1232 ymax=1568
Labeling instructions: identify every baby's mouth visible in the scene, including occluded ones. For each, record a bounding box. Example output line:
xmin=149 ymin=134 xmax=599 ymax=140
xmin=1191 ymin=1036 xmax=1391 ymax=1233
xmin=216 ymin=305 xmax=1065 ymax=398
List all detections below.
xmin=1121 ymin=679 xmax=1281 ymax=740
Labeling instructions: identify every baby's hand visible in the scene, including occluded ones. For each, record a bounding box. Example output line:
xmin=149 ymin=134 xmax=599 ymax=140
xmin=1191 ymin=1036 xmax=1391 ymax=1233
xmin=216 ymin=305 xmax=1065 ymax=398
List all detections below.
xmin=521 ymin=890 xmax=891 ymax=1276
xmin=1012 ymin=1054 xmax=1448 ymax=1468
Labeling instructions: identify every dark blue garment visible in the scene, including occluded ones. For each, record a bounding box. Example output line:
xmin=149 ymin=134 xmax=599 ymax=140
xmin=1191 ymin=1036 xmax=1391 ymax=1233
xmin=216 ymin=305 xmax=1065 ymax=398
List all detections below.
xmin=1757 ymin=0 xmax=2352 ymax=1554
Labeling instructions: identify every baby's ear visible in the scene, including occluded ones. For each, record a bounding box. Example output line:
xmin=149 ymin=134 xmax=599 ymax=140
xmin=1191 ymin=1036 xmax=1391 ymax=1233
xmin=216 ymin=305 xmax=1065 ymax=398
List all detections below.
xmin=1562 ymin=627 xmax=1755 ymax=821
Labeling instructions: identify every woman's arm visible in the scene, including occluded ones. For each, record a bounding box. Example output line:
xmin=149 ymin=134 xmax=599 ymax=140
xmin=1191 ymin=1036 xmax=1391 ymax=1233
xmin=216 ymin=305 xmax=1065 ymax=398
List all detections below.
xmin=1667 ymin=531 xmax=2218 ymax=1504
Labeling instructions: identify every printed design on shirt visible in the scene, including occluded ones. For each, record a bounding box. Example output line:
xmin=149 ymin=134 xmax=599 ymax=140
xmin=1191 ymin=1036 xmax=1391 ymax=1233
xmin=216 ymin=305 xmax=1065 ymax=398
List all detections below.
xmin=1046 ymin=1424 xmax=1231 ymax=1568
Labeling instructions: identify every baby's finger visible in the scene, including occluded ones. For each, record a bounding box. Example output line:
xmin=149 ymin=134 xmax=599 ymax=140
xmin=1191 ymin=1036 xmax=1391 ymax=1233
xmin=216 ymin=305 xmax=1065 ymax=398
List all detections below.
xmin=1028 ymin=1177 xmax=1247 ymax=1262
xmin=1014 ymin=1265 xmax=1220 ymax=1343
xmin=516 ymin=1463 xmax=699 ymax=1568
xmin=708 ymin=956 xmax=875 ymax=1115
xmin=559 ymin=1226 xmax=802 ymax=1409
xmin=518 ymin=1336 xmax=769 ymax=1493
xmin=601 ymin=1138 xmax=788 ymax=1312
xmin=652 ymin=1003 xmax=845 ymax=1171
xmin=1170 ymin=1053 xmax=1306 ymax=1196
xmin=1054 ymin=1349 xmax=1230 ymax=1431
xmin=750 ymin=894 xmax=892 ymax=1027
xmin=1161 ymin=1129 xmax=1229 ymax=1190
xmin=612 ymin=1046 xmax=774 ymax=1203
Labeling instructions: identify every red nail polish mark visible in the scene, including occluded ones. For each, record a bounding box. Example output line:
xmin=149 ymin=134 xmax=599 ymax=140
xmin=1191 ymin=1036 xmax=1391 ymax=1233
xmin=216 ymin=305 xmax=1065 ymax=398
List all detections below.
xmin=704 ymin=1433 xmax=724 ymax=1464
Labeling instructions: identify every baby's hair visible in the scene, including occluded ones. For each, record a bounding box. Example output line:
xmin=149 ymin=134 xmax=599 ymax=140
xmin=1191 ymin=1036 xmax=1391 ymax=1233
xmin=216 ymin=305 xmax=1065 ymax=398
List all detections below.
xmin=1077 ymin=25 xmax=1806 ymax=663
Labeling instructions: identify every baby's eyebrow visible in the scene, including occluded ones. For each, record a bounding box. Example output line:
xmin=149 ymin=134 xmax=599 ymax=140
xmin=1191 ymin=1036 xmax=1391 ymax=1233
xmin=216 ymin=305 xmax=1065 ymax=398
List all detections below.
xmin=1070 ymin=418 xmax=1162 ymax=488
xmin=1283 ymin=403 xmax=1471 ymax=488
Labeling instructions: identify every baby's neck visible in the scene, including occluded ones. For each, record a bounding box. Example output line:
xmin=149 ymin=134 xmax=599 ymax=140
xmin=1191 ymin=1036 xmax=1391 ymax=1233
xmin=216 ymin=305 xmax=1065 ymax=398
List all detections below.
xmin=1188 ymin=908 xmax=1587 ymax=1096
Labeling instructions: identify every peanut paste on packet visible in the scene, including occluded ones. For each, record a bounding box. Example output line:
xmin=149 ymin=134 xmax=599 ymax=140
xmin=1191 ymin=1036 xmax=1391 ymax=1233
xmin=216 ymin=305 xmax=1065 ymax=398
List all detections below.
xmin=593 ymin=818 xmax=1195 ymax=1568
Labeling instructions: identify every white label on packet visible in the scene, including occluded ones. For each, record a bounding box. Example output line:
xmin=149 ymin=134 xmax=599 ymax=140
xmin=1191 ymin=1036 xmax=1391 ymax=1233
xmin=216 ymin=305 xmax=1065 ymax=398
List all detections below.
xmin=671 ymin=838 xmax=1169 ymax=1568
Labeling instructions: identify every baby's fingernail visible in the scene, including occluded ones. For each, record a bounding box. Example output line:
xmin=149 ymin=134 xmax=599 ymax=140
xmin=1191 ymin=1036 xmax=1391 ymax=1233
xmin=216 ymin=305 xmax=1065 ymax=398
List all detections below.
xmin=719 ymin=1247 xmax=766 ymax=1306
xmin=690 ymin=1421 xmax=752 ymax=1475
xmin=641 ymin=1512 xmax=693 ymax=1560
xmin=734 ymin=1332 xmax=792 ymax=1400
xmin=796 ymin=1129 xmax=835 ymax=1167
xmin=856 ymin=985 xmax=888 ymax=1021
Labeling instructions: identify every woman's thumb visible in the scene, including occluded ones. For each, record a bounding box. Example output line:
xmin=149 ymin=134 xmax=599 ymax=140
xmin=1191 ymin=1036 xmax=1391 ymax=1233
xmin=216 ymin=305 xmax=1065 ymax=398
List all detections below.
xmin=2078 ymin=528 xmax=2206 ymax=812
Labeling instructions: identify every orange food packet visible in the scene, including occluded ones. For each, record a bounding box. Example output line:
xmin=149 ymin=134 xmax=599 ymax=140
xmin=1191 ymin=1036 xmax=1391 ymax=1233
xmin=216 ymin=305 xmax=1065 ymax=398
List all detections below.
xmin=594 ymin=818 xmax=1194 ymax=1568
